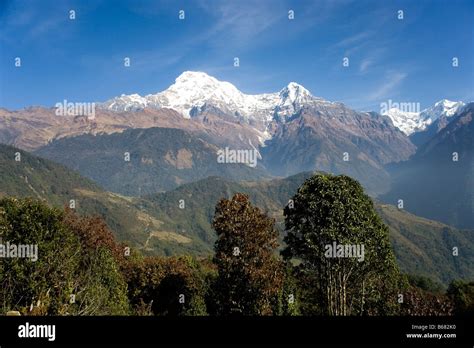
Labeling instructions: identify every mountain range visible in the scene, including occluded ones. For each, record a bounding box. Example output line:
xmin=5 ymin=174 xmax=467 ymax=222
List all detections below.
xmin=0 ymin=71 xmax=472 ymax=229
xmin=383 ymin=105 xmax=474 ymax=229
xmin=1 ymin=71 xmax=420 ymax=195
xmin=0 ymin=72 xmax=467 ymax=154
xmin=382 ymin=99 xmax=466 ymax=137
xmin=35 ymin=127 xmax=268 ymax=195
xmin=101 ymin=71 xmax=326 ymax=132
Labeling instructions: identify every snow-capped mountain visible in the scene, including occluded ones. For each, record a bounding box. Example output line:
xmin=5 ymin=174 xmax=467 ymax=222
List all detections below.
xmin=101 ymin=71 xmax=330 ymax=126
xmin=380 ymin=108 xmax=421 ymax=135
xmin=421 ymin=99 xmax=465 ymax=122
xmin=1 ymin=70 xmax=419 ymax=196
xmin=275 ymin=82 xmax=319 ymax=119
xmin=382 ymin=99 xmax=465 ymax=135
xmin=101 ymin=71 xmax=465 ymax=139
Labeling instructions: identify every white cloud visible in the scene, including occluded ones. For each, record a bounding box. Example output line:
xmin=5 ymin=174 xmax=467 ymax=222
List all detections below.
xmin=359 ymin=58 xmax=373 ymax=73
xmin=368 ymin=71 xmax=407 ymax=101
xmin=334 ymin=30 xmax=373 ymax=49
xmin=196 ymin=0 xmax=285 ymax=49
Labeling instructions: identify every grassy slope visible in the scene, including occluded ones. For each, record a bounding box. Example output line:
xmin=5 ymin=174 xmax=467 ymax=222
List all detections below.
xmin=0 ymin=144 xmax=196 ymax=253
xmin=376 ymin=204 xmax=474 ymax=285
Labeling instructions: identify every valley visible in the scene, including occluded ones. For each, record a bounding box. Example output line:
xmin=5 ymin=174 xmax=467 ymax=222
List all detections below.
xmin=1 ymin=142 xmax=473 ymax=286
xmin=1 ymin=71 xmax=472 ymax=287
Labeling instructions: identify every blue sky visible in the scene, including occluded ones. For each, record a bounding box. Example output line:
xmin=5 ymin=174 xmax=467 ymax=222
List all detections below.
xmin=1 ymin=0 xmax=473 ymax=111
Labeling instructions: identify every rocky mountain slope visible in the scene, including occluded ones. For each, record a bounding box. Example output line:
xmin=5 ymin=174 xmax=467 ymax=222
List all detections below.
xmin=261 ymin=105 xmax=414 ymax=194
xmin=382 ymin=103 xmax=474 ymax=229
xmin=35 ymin=127 xmax=269 ymax=196
xmin=2 ymin=72 xmax=470 ymax=198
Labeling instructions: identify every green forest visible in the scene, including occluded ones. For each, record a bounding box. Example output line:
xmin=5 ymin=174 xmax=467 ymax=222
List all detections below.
xmin=0 ymin=173 xmax=473 ymax=316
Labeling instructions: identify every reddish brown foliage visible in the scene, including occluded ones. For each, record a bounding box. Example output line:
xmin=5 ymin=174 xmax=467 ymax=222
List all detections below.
xmin=401 ymin=286 xmax=454 ymax=316
xmin=63 ymin=208 xmax=127 ymax=267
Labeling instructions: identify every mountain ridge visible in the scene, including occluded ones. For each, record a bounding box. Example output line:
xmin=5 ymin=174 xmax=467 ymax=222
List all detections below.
xmin=140 ymin=172 xmax=474 ymax=285
xmin=100 ymin=71 xmax=334 ymax=129
xmin=2 ymin=142 xmax=473 ymax=285
xmin=1 ymin=71 xmax=466 ymax=142
xmin=34 ymin=127 xmax=269 ymax=196
xmin=382 ymin=99 xmax=466 ymax=136
xmin=382 ymin=103 xmax=474 ymax=229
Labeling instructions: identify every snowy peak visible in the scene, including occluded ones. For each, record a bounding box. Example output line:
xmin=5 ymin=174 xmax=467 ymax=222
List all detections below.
xmin=146 ymin=71 xmax=248 ymax=118
xmin=382 ymin=99 xmax=465 ymax=135
xmin=103 ymin=93 xmax=148 ymax=112
xmin=100 ymin=72 xmax=465 ymax=139
xmin=273 ymin=82 xmax=322 ymax=120
xmin=420 ymin=99 xmax=465 ymax=122
xmin=170 ymin=71 xmax=240 ymax=98
xmin=382 ymin=108 xmax=421 ymax=135
xmin=101 ymin=71 xmax=323 ymax=125
xmin=279 ymin=82 xmax=312 ymax=104
xmin=175 ymin=71 xmax=216 ymax=84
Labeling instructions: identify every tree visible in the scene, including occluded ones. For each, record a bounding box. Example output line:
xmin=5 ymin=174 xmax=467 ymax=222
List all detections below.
xmin=400 ymin=286 xmax=453 ymax=315
xmin=282 ymin=174 xmax=401 ymax=315
xmin=0 ymin=198 xmax=80 ymax=315
xmin=62 ymin=209 xmax=130 ymax=315
xmin=126 ymin=256 xmax=209 ymax=316
xmin=0 ymin=198 xmax=130 ymax=315
xmin=272 ymin=264 xmax=301 ymax=316
xmin=211 ymin=193 xmax=283 ymax=315
xmin=447 ymin=280 xmax=474 ymax=315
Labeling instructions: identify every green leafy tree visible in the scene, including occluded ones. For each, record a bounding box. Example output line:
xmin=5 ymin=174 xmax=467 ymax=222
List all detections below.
xmin=272 ymin=264 xmax=301 ymax=315
xmin=212 ymin=193 xmax=283 ymax=315
xmin=63 ymin=209 xmax=130 ymax=315
xmin=282 ymin=174 xmax=401 ymax=315
xmin=0 ymin=198 xmax=80 ymax=315
xmin=405 ymin=274 xmax=444 ymax=294
xmin=126 ymin=256 xmax=209 ymax=316
xmin=0 ymin=198 xmax=130 ymax=315
xmin=288 ymin=267 xmax=321 ymax=315
xmin=447 ymin=280 xmax=474 ymax=315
